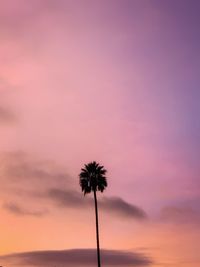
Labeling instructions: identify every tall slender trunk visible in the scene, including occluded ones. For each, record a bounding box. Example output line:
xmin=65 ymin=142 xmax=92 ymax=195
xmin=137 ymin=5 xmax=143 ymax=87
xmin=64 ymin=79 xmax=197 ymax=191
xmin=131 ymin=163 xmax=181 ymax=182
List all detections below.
xmin=94 ymin=189 xmax=101 ymax=267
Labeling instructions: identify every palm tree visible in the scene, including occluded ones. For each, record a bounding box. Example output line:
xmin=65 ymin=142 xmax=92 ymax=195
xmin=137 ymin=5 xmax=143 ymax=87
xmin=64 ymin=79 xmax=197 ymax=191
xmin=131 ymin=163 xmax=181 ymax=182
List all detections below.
xmin=79 ymin=161 xmax=107 ymax=267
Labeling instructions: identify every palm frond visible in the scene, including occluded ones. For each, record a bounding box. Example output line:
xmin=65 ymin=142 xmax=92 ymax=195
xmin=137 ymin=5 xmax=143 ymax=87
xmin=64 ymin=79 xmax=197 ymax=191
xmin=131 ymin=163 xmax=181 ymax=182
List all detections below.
xmin=79 ymin=161 xmax=108 ymax=195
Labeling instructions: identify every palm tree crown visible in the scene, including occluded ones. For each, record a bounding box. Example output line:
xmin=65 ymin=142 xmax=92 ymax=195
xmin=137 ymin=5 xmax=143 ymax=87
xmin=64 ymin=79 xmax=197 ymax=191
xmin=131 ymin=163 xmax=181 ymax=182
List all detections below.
xmin=79 ymin=161 xmax=107 ymax=195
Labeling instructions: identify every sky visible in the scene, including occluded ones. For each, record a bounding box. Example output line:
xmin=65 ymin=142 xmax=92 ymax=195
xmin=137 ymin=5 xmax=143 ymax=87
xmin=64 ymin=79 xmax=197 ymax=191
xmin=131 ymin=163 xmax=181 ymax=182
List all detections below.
xmin=0 ymin=0 xmax=200 ymax=266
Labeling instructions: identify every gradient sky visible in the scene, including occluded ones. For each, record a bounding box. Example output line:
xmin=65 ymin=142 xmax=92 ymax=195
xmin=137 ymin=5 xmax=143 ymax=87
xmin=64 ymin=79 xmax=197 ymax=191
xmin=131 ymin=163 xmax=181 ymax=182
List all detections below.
xmin=0 ymin=0 xmax=200 ymax=266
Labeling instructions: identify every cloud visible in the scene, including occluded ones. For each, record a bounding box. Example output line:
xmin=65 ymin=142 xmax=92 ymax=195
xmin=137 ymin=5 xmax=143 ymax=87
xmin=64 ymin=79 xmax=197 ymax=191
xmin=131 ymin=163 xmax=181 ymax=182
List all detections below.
xmin=160 ymin=205 xmax=200 ymax=224
xmin=0 ymin=151 xmax=69 ymax=215
xmin=2 ymin=152 xmax=62 ymax=179
xmin=48 ymin=188 xmax=90 ymax=206
xmin=0 ymin=249 xmax=152 ymax=266
xmin=48 ymin=188 xmax=147 ymax=220
xmin=3 ymin=202 xmax=47 ymax=217
xmin=0 ymin=106 xmax=16 ymax=124
xmin=99 ymin=196 xmax=147 ymax=219
xmin=0 ymin=151 xmax=147 ymax=220
xmin=0 ymin=151 xmax=69 ymax=188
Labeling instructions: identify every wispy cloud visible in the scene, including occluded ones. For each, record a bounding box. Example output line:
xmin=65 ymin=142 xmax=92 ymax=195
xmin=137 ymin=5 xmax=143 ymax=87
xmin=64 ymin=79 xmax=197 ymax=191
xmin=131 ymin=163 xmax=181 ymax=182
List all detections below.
xmin=0 ymin=151 xmax=147 ymax=220
xmin=0 ymin=151 xmax=71 ymax=216
xmin=3 ymin=202 xmax=48 ymax=217
xmin=99 ymin=196 xmax=147 ymax=219
xmin=48 ymin=188 xmax=147 ymax=220
xmin=0 ymin=151 xmax=69 ymax=188
xmin=48 ymin=188 xmax=88 ymax=206
xmin=0 ymin=249 xmax=152 ymax=266
xmin=0 ymin=106 xmax=16 ymax=124
xmin=160 ymin=205 xmax=200 ymax=224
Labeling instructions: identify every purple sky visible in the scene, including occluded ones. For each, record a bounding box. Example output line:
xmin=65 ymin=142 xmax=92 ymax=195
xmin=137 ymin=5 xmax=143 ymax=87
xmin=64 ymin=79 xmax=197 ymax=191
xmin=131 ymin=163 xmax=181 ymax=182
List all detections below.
xmin=0 ymin=1 xmax=200 ymax=266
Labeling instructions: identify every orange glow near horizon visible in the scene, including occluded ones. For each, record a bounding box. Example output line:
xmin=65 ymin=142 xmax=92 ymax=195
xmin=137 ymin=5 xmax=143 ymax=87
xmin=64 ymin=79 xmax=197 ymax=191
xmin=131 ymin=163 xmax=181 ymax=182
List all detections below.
xmin=0 ymin=1 xmax=200 ymax=267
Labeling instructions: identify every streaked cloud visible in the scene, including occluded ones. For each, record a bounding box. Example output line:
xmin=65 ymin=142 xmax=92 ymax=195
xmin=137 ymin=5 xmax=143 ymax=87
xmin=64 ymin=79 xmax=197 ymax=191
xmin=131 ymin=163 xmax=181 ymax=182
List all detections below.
xmin=48 ymin=188 xmax=147 ymax=219
xmin=0 ymin=151 xmax=69 ymax=189
xmin=99 ymin=196 xmax=147 ymax=219
xmin=3 ymin=202 xmax=47 ymax=217
xmin=0 ymin=249 xmax=152 ymax=266
xmin=160 ymin=205 xmax=200 ymax=224
xmin=1 ymin=151 xmax=147 ymax=220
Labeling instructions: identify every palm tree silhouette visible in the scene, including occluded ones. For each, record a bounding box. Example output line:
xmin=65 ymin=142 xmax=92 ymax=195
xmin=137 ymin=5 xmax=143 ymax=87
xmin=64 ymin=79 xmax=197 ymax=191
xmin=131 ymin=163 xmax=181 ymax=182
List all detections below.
xmin=79 ymin=161 xmax=107 ymax=267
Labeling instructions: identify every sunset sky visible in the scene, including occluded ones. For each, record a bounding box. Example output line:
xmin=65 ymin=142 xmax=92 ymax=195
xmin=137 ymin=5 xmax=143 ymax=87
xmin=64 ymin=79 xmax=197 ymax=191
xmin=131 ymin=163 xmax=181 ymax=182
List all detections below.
xmin=0 ymin=0 xmax=200 ymax=266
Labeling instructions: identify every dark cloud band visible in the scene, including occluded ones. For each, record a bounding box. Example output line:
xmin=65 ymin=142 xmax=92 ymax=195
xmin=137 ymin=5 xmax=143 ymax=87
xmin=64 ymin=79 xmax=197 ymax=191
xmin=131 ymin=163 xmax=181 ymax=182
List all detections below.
xmin=0 ymin=249 xmax=152 ymax=266
xmin=1 ymin=151 xmax=147 ymax=220
xmin=48 ymin=188 xmax=147 ymax=219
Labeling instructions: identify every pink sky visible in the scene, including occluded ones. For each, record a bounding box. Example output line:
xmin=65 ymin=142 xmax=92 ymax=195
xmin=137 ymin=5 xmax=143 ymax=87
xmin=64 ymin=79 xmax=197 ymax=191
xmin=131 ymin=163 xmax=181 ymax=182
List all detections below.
xmin=0 ymin=1 xmax=200 ymax=266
